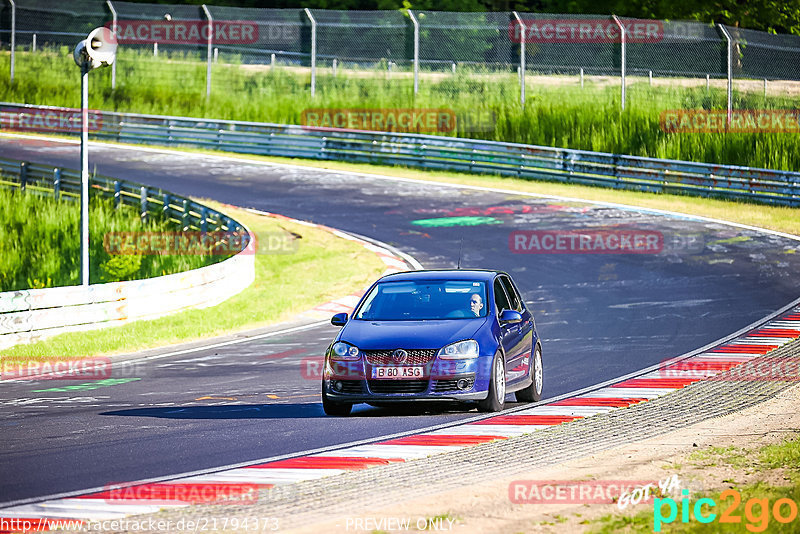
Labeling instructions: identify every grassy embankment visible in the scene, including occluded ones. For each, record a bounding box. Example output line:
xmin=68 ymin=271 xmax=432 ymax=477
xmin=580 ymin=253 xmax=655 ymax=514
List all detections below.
xmin=591 ymin=434 xmax=800 ymax=533
xmin=1 ymin=47 xmax=799 ymax=171
xmin=0 ymin=186 xmax=226 ymax=292
xmin=1 ymin=196 xmax=387 ymax=361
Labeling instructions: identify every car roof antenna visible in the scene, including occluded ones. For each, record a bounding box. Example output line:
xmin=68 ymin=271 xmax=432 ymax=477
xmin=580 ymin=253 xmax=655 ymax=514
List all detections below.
xmin=457 ymin=236 xmax=464 ymax=269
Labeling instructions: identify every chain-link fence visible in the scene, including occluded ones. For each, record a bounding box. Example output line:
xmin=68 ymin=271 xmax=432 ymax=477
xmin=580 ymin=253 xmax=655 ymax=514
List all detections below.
xmin=2 ymin=1 xmax=800 ymax=121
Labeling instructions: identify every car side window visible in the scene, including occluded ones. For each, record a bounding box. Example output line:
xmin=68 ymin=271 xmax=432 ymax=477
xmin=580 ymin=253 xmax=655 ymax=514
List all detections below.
xmin=500 ymin=276 xmax=523 ymax=312
xmin=493 ymin=278 xmax=512 ymax=313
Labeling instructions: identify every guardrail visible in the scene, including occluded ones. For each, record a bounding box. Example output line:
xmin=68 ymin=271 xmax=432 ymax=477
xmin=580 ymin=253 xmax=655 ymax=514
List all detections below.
xmin=0 ymin=156 xmax=255 ymax=349
xmin=1 ymin=102 xmax=798 ymax=207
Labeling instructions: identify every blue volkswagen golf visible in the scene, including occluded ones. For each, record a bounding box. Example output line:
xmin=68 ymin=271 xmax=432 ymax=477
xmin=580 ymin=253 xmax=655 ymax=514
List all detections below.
xmin=322 ymin=270 xmax=542 ymax=416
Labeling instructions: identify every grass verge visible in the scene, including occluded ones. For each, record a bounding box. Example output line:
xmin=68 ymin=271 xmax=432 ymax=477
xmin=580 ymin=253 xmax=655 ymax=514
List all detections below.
xmin=0 ymin=186 xmax=227 ymax=291
xmin=1 ymin=200 xmax=387 ymax=362
xmin=3 ymin=48 xmax=800 ymax=171
xmin=589 ymin=434 xmax=800 ymax=533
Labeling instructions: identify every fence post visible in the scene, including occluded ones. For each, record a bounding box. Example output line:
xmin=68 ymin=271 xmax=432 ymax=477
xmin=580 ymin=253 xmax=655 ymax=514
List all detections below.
xmin=612 ymin=15 xmax=626 ymax=111
xmin=113 ymin=180 xmax=121 ymax=207
xmin=32 ymin=33 xmax=36 ymax=52
xmin=332 ymin=57 xmax=337 ymax=77
xmin=513 ymin=12 xmax=525 ymax=108
xmin=140 ymin=186 xmax=148 ymax=222
xmin=162 ymin=193 xmax=171 ymax=216
xmin=19 ymin=161 xmax=27 ymax=191
xmin=408 ymin=10 xmax=419 ymax=96
xmin=106 ymin=0 xmax=117 ymax=89
xmin=304 ymin=8 xmax=317 ymax=98
xmin=53 ymin=168 xmax=61 ymax=199
xmin=9 ymin=0 xmax=15 ymax=83
xmin=580 ymin=67 xmax=584 ymax=88
xmin=182 ymin=199 xmax=190 ymax=231
xmin=200 ymin=207 xmax=208 ymax=233
xmin=202 ymin=5 xmax=213 ymax=98
xmin=718 ymin=24 xmax=733 ymax=129
xmin=271 ymin=52 xmax=276 ymax=70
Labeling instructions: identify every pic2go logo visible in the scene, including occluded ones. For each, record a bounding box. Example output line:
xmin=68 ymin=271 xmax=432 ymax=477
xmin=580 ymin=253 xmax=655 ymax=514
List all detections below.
xmin=654 ymin=489 xmax=799 ymax=532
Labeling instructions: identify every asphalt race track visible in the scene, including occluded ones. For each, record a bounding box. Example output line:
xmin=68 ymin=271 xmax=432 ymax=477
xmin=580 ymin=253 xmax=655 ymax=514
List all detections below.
xmin=1 ymin=137 xmax=799 ymax=505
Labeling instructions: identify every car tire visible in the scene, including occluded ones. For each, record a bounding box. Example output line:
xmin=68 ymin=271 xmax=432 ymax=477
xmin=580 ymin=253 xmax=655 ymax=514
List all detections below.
xmin=322 ymin=385 xmax=352 ymax=416
xmin=478 ymin=352 xmax=506 ymax=412
xmin=515 ymin=344 xmax=543 ymax=403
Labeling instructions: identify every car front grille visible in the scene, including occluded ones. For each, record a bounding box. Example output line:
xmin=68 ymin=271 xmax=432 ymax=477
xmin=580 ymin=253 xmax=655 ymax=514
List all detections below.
xmin=367 ymin=379 xmax=429 ymax=394
xmin=363 ymin=349 xmax=437 ymax=365
xmin=433 ymin=375 xmax=476 ymax=392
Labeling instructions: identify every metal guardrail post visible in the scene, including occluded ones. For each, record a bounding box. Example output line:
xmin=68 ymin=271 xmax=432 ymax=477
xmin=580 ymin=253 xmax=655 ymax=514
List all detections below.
xmin=408 ymin=10 xmax=419 ymax=96
xmin=140 ymin=186 xmax=148 ymax=222
xmin=53 ymin=167 xmax=61 ymax=199
xmin=304 ymin=8 xmax=317 ymax=98
xmin=202 ymin=5 xmax=213 ymax=98
xmin=718 ymin=24 xmax=734 ymax=129
xmin=113 ymin=180 xmax=121 ymax=207
xmin=182 ymin=199 xmax=190 ymax=231
xmin=8 ymin=0 xmax=15 ymax=83
xmin=106 ymin=0 xmax=117 ymax=90
xmin=19 ymin=161 xmax=26 ymax=190
xmin=201 ymin=207 xmax=208 ymax=233
xmin=513 ymin=12 xmax=525 ymax=108
xmin=612 ymin=15 xmax=626 ymax=111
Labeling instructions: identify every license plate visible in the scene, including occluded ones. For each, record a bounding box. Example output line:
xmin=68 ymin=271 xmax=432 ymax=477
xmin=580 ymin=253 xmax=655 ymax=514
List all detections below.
xmin=372 ymin=366 xmax=424 ymax=379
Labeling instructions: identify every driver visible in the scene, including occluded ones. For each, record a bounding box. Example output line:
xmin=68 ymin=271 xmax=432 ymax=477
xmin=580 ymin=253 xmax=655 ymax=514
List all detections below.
xmin=469 ymin=294 xmax=484 ymax=317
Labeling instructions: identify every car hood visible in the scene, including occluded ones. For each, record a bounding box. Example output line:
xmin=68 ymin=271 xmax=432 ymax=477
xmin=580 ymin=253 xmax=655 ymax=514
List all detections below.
xmin=339 ymin=318 xmax=487 ymax=350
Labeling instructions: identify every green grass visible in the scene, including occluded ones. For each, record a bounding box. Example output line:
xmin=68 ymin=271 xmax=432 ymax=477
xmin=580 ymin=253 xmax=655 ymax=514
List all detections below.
xmin=0 ymin=186 xmax=225 ymax=291
xmin=589 ymin=434 xmax=800 ymax=533
xmin=2 ymin=48 xmax=800 ymax=171
xmin=1 ymin=200 xmax=387 ymax=361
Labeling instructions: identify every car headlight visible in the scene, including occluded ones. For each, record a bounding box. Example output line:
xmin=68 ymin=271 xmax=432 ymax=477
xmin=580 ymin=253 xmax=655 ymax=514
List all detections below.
xmin=438 ymin=339 xmax=479 ymax=360
xmin=331 ymin=341 xmax=360 ymax=361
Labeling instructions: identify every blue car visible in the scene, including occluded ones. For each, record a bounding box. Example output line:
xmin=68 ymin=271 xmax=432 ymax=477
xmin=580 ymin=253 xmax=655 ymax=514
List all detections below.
xmin=322 ymin=269 xmax=542 ymax=416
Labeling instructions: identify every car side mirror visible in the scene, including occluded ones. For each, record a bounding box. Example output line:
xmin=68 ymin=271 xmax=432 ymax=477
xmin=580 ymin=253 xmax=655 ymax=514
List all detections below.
xmin=499 ymin=309 xmax=522 ymax=325
xmin=331 ymin=312 xmax=348 ymax=327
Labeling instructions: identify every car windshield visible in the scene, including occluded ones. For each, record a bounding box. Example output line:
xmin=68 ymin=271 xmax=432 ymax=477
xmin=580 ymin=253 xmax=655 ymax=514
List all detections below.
xmin=355 ymin=280 xmax=488 ymax=321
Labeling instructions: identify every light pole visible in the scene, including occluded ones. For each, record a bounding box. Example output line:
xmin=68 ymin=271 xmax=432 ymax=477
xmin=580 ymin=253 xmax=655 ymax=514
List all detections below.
xmin=73 ymin=27 xmax=117 ymax=286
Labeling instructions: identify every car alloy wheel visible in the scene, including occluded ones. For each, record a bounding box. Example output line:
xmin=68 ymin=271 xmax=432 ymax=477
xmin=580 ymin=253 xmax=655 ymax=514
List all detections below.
xmin=478 ymin=352 xmax=505 ymax=412
xmin=515 ymin=345 xmax=542 ymax=403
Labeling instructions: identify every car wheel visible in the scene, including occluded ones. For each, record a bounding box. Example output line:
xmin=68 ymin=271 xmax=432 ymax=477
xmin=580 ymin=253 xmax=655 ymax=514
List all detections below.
xmin=515 ymin=344 xmax=542 ymax=402
xmin=478 ymin=352 xmax=506 ymax=412
xmin=322 ymin=385 xmax=352 ymax=416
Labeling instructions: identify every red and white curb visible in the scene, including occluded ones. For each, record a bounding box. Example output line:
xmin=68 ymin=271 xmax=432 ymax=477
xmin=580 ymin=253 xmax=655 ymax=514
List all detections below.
xmin=2 ymin=305 xmax=798 ymax=531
